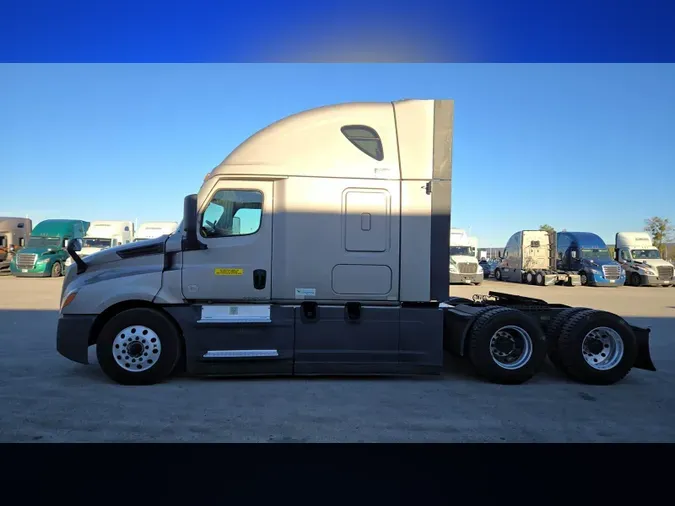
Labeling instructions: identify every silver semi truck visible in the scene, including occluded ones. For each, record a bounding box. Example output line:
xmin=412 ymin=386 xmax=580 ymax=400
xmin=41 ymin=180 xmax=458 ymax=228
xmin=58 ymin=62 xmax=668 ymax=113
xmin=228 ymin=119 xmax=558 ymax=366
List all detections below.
xmin=56 ymin=99 xmax=656 ymax=387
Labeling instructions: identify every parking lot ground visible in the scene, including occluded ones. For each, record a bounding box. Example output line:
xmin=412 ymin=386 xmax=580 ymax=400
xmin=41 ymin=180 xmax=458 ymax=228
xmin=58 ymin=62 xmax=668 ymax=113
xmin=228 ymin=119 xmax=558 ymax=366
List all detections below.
xmin=0 ymin=276 xmax=673 ymax=442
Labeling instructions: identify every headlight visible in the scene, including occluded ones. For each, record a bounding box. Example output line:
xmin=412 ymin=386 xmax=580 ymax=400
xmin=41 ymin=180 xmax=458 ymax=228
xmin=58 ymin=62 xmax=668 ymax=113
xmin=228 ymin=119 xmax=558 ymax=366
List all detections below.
xmin=639 ymin=267 xmax=656 ymax=276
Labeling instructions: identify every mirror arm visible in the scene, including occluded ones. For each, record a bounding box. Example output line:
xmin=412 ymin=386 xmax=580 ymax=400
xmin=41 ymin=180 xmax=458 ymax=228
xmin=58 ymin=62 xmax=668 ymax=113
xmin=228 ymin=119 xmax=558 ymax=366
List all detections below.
xmin=66 ymin=239 xmax=88 ymax=275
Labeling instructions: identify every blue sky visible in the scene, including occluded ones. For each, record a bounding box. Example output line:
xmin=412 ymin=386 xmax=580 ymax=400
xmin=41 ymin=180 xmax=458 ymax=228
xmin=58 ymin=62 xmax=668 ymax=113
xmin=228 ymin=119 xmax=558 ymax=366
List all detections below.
xmin=1 ymin=64 xmax=674 ymax=247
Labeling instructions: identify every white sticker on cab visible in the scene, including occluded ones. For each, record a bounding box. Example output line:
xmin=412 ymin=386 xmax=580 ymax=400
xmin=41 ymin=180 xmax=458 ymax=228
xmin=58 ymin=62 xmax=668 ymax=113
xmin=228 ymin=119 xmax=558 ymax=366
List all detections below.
xmin=295 ymin=288 xmax=316 ymax=298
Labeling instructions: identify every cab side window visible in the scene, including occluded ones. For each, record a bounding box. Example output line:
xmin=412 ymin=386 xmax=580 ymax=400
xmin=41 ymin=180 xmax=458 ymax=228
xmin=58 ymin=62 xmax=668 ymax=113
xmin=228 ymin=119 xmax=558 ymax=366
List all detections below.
xmin=200 ymin=189 xmax=263 ymax=239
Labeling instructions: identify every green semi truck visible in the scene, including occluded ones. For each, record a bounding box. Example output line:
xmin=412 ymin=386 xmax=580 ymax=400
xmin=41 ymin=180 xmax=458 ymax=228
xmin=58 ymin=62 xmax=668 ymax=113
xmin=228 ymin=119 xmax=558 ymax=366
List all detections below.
xmin=10 ymin=219 xmax=89 ymax=277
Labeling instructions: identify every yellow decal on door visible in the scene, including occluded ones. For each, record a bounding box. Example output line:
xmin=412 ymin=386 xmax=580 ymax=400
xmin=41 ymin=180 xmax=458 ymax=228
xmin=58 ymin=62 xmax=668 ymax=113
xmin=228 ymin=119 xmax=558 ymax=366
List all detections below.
xmin=214 ymin=268 xmax=243 ymax=276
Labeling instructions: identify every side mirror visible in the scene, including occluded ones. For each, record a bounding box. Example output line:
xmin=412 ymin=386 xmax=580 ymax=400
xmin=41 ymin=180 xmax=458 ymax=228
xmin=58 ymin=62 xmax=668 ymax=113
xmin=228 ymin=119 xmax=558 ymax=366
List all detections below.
xmin=182 ymin=194 xmax=207 ymax=251
xmin=68 ymin=238 xmax=82 ymax=252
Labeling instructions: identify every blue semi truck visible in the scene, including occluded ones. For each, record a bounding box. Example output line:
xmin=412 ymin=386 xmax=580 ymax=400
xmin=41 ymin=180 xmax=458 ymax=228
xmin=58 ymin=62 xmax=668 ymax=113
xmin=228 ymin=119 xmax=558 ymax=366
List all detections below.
xmin=556 ymin=231 xmax=625 ymax=287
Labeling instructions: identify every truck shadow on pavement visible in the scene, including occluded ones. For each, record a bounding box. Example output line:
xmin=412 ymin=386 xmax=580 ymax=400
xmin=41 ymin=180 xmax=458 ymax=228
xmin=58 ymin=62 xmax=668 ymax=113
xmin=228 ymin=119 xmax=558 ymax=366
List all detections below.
xmin=0 ymin=310 xmax=671 ymax=387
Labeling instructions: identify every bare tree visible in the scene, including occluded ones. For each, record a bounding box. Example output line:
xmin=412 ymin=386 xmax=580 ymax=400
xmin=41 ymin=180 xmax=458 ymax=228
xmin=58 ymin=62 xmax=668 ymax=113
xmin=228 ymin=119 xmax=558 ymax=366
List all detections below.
xmin=644 ymin=217 xmax=674 ymax=257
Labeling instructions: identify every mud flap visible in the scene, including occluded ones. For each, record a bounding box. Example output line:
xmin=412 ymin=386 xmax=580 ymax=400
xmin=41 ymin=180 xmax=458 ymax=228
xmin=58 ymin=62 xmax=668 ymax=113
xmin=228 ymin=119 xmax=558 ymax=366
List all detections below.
xmin=631 ymin=325 xmax=657 ymax=371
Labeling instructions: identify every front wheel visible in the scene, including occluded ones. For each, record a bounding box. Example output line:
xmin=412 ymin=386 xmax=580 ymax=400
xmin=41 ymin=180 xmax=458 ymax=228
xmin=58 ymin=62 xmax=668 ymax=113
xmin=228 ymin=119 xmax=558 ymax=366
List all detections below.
xmin=579 ymin=271 xmax=589 ymax=286
xmin=96 ymin=308 xmax=182 ymax=385
xmin=50 ymin=261 xmax=62 ymax=277
xmin=494 ymin=268 xmax=502 ymax=281
xmin=630 ymin=272 xmax=642 ymax=287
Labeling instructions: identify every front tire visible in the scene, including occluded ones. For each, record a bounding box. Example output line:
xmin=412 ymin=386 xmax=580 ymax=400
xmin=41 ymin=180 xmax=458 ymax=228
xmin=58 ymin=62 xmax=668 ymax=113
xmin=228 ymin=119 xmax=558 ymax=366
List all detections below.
xmin=579 ymin=271 xmax=589 ymax=286
xmin=494 ymin=268 xmax=502 ymax=281
xmin=556 ymin=309 xmax=638 ymax=385
xmin=96 ymin=308 xmax=182 ymax=385
xmin=466 ymin=307 xmax=548 ymax=384
xmin=50 ymin=261 xmax=62 ymax=277
xmin=630 ymin=272 xmax=642 ymax=287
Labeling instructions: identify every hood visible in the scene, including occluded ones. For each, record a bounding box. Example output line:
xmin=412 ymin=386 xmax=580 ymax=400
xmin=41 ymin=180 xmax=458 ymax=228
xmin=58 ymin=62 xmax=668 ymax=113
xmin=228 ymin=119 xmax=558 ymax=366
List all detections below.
xmin=581 ymin=257 xmax=619 ymax=267
xmin=630 ymin=258 xmax=674 ymax=268
xmin=12 ymin=246 xmax=60 ymax=256
xmin=80 ymin=235 xmax=166 ymax=268
xmin=450 ymin=255 xmax=478 ymax=264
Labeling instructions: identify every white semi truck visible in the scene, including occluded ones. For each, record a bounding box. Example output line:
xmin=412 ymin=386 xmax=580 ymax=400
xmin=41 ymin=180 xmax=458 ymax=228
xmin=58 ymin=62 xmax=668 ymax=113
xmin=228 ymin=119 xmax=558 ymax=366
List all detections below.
xmin=449 ymin=228 xmax=483 ymax=285
xmin=494 ymin=230 xmax=581 ymax=286
xmin=57 ymin=99 xmax=655 ymax=388
xmin=615 ymin=232 xmax=674 ymax=287
xmin=65 ymin=221 xmax=134 ymax=268
xmin=133 ymin=222 xmax=179 ymax=243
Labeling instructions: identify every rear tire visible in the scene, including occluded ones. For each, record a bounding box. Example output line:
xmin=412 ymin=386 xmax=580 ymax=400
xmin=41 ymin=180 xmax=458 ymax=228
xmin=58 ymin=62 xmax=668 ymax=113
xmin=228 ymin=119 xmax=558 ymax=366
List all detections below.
xmin=545 ymin=307 xmax=590 ymax=371
xmin=535 ymin=272 xmax=545 ymax=286
xmin=466 ymin=307 xmax=547 ymax=384
xmin=525 ymin=272 xmax=534 ymax=284
xmin=50 ymin=261 xmax=62 ymax=278
xmin=556 ymin=309 xmax=638 ymax=385
xmin=96 ymin=308 xmax=182 ymax=385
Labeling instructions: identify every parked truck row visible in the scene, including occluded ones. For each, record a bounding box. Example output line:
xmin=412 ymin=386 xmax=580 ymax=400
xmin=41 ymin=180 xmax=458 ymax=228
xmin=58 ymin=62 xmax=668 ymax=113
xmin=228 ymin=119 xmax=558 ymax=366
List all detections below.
xmin=489 ymin=229 xmax=673 ymax=287
xmin=53 ymin=99 xmax=657 ymax=389
xmin=3 ymin=218 xmax=178 ymax=278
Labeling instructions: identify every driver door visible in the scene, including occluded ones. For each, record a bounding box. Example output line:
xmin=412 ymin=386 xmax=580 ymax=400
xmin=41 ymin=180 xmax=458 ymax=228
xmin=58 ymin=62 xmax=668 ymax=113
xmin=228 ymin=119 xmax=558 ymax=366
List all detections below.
xmin=181 ymin=180 xmax=273 ymax=302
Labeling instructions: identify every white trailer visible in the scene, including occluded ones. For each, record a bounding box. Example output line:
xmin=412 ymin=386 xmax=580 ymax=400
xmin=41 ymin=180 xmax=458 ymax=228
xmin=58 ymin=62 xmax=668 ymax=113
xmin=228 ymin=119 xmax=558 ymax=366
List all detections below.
xmin=449 ymin=228 xmax=482 ymax=285
xmin=134 ymin=222 xmax=178 ymax=242
xmin=65 ymin=221 xmax=134 ymax=267
xmin=493 ymin=229 xmax=581 ymax=286
xmin=615 ymin=232 xmax=674 ymax=287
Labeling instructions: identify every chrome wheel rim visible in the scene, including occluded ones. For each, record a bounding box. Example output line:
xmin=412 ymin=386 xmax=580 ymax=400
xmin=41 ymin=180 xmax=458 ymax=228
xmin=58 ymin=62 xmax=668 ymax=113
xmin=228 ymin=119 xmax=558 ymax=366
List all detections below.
xmin=582 ymin=326 xmax=624 ymax=370
xmin=112 ymin=325 xmax=161 ymax=372
xmin=489 ymin=325 xmax=533 ymax=370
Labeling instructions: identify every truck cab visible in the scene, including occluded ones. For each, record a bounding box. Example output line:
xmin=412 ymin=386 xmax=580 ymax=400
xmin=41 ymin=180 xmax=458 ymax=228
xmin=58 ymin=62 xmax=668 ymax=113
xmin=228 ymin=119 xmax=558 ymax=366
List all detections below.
xmin=0 ymin=217 xmax=33 ymax=273
xmin=556 ymin=231 xmax=625 ymax=287
xmin=10 ymin=219 xmax=88 ymax=277
xmin=449 ymin=228 xmax=483 ymax=285
xmin=615 ymin=232 xmax=674 ymax=287
xmin=133 ymin=222 xmax=178 ymax=243
xmin=65 ymin=221 xmax=134 ymax=268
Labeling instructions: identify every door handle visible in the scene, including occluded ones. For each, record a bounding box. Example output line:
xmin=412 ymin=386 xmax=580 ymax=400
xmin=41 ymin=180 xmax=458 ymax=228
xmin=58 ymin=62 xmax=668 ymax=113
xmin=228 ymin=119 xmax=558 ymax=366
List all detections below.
xmin=253 ymin=269 xmax=266 ymax=290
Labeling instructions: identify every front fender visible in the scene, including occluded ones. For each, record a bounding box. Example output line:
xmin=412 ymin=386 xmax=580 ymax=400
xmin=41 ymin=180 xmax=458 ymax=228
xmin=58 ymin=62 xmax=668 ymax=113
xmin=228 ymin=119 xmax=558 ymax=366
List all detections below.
xmin=61 ymin=265 xmax=163 ymax=315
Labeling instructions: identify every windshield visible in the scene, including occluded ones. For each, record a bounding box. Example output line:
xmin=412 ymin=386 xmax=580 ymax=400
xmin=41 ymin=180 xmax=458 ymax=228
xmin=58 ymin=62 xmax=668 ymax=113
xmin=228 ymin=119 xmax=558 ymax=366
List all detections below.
xmin=580 ymin=248 xmax=610 ymax=260
xmin=631 ymin=249 xmax=662 ymax=260
xmin=83 ymin=238 xmax=112 ymax=249
xmin=450 ymin=246 xmax=473 ymax=256
xmin=27 ymin=236 xmax=61 ymax=248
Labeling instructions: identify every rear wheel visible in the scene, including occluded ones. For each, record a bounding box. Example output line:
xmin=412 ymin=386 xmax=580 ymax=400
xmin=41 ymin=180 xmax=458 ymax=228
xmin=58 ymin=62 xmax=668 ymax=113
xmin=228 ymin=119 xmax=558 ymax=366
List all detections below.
xmin=525 ymin=272 xmax=534 ymax=284
xmin=556 ymin=309 xmax=638 ymax=385
xmin=535 ymin=272 xmax=545 ymax=286
xmin=50 ymin=261 xmax=62 ymax=278
xmin=545 ymin=307 xmax=590 ymax=371
xmin=96 ymin=308 xmax=182 ymax=385
xmin=466 ymin=307 xmax=547 ymax=384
